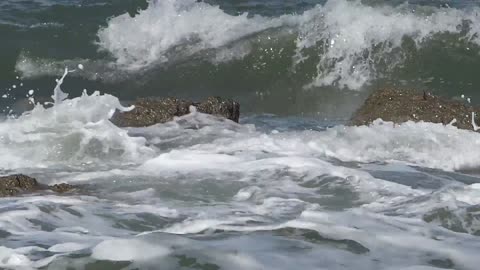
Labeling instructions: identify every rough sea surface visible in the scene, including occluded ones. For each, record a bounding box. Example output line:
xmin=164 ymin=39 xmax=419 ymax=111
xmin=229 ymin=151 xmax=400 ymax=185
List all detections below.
xmin=1 ymin=0 xmax=480 ymax=269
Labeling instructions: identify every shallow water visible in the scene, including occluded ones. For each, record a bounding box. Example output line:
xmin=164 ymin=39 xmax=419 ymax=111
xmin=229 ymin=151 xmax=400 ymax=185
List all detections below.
xmin=1 ymin=0 xmax=480 ymax=269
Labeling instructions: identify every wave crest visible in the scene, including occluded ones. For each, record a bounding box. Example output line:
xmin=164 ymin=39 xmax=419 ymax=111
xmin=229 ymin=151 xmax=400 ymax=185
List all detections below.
xmin=95 ymin=0 xmax=480 ymax=90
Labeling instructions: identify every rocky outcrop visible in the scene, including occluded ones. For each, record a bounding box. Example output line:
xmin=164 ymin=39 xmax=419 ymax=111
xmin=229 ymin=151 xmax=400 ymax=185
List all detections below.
xmin=0 ymin=174 xmax=38 ymax=197
xmin=112 ymin=96 xmax=240 ymax=127
xmin=350 ymin=88 xmax=480 ymax=131
xmin=0 ymin=174 xmax=75 ymax=197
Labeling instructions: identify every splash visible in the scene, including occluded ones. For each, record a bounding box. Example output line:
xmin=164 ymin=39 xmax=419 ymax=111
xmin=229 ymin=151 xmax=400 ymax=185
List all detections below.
xmin=0 ymin=69 xmax=154 ymax=170
xmin=51 ymin=67 xmax=69 ymax=104
xmin=96 ymin=0 xmax=285 ymax=70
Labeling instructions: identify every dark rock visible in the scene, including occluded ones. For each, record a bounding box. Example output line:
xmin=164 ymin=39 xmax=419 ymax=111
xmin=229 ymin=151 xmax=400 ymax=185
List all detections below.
xmin=112 ymin=96 xmax=240 ymax=127
xmin=0 ymin=174 xmax=38 ymax=197
xmin=49 ymin=183 xmax=75 ymax=193
xmin=196 ymin=96 xmax=240 ymax=123
xmin=350 ymin=88 xmax=480 ymax=131
xmin=0 ymin=174 xmax=75 ymax=197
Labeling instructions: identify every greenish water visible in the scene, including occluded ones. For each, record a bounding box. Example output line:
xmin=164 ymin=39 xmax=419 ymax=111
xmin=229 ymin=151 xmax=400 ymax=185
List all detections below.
xmin=2 ymin=0 xmax=480 ymax=117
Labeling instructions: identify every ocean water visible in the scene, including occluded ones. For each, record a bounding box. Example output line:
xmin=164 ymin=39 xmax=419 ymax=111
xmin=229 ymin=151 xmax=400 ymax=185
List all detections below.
xmin=1 ymin=0 xmax=480 ymax=269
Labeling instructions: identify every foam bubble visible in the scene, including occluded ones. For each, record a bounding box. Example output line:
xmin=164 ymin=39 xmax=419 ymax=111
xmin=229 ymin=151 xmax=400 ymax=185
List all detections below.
xmin=233 ymin=186 xmax=261 ymax=201
xmin=91 ymin=239 xmax=169 ymax=261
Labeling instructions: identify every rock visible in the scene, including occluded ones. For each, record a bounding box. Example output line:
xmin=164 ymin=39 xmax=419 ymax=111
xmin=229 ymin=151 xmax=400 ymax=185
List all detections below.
xmin=0 ymin=174 xmax=75 ymax=197
xmin=0 ymin=174 xmax=38 ymax=197
xmin=196 ymin=96 xmax=240 ymax=123
xmin=112 ymin=96 xmax=240 ymax=127
xmin=49 ymin=183 xmax=75 ymax=193
xmin=350 ymin=88 xmax=480 ymax=131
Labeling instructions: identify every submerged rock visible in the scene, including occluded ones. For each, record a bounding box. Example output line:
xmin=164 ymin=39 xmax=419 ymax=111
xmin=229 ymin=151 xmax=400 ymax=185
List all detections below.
xmin=350 ymin=88 xmax=480 ymax=131
xmin=0 ymin=174 xmax=75 ymax=197
xmin=112 ymin=96 xmax=240 ymax=127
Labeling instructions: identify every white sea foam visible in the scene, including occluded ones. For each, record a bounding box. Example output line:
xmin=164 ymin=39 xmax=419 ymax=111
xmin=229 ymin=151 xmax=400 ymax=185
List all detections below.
xmin=2 ymin=71 xmax=480 ymax=268
xmin=92 ymin=238 xmax=170 ymax=261
xmin=138 ymin=115 xmax=480 ymax=172
xmin=303 ymin=120 xmax=480 ymax=171
xmin=2 ymin=83 xmax=480 ymax=173
xmin=0 ymin=71 xmax=154 ymax=170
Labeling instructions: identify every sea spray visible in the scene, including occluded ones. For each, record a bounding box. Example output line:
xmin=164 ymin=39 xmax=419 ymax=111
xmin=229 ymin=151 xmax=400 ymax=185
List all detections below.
xmin=0 ymin=70 xmax=153 ymax=170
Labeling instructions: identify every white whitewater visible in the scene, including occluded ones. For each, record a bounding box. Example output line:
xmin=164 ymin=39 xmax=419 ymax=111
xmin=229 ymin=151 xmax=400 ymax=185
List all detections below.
xmin=0 ymin=72 xmax=480 ymax=269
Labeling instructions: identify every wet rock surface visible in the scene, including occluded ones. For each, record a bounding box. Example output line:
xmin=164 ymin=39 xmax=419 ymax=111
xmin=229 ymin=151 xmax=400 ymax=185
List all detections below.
xmin=0 ymin=174 xmax=75 ymax=197
xmin=350 ymin=88 xmax=480 ymax=131
xmin=112 ymin=96 xmax=240 ymax=127
xmin=49 ymin=183 xmax=75 ymax=193
xmin=0 ymin=174 xmax=38 ymax=197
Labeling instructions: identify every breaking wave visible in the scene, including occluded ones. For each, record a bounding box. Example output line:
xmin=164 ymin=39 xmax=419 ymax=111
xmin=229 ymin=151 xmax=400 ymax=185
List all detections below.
xmin=92 ymin=0 xmax=480 ymax=89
